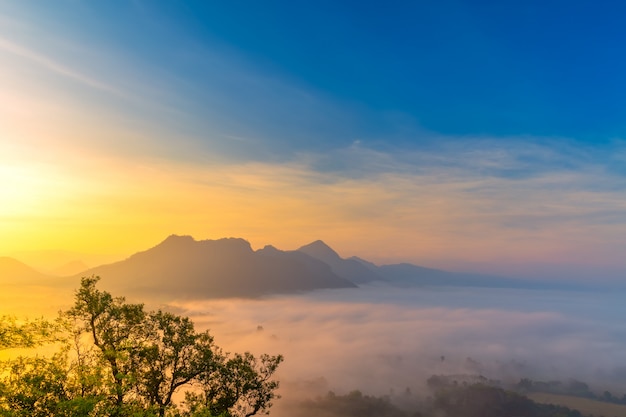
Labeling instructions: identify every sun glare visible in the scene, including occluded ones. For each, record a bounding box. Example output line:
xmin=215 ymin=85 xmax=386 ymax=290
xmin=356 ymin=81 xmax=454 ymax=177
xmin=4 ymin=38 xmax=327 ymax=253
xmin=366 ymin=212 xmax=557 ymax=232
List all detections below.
xmin=0 ymin=163 xmax=49 ymax=216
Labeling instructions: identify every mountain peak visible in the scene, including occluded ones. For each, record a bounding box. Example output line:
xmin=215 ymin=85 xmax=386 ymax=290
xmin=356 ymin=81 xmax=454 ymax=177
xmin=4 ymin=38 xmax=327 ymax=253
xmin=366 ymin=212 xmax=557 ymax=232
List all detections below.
xmin=160 ymin=234 xmax=196 ymax=246
xmin=0 ymin=256 xmax=32 ymax=271
xmin=297 ymin=241 xmax=384 ymax=284
xmin=258 ymin=244 xmax=280 ymax=254
xmin=146 ymin=235 xmax=254 ymax=256
xmin=298 ymin=240 xmax=341 ymax=262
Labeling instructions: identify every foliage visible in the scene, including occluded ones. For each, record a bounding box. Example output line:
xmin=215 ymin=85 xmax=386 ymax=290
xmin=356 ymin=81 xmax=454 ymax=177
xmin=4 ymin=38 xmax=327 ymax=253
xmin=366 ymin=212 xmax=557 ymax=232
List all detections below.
xmin=517 ymin=377 xmax=626 ymax=405
xmin=181 ymin=352 xmax=283 ymax=417
xmin=429 ymin=383 xmax=584 ymax=417
xmin=0 ymin=316 xmax=59 ymax=350
xmin=294 ymin=390 xmax=408 ymax=417
xmin=0 ymin=276 xmax=282 ymax=417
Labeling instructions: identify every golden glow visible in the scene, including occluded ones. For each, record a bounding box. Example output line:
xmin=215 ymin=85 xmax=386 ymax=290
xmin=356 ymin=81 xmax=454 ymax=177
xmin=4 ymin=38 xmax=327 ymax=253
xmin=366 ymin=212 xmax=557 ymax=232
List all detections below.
xmin=1 ymin=139 xmax=618 ymax=269
xmin=1 ymin=33 xmax=625 ymax=274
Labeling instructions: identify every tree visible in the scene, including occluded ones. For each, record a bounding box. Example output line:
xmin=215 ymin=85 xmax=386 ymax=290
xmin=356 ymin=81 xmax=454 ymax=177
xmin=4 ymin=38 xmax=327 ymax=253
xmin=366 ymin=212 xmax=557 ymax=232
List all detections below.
xmin=65 ymin=276 xmax=147 ymax=415
xmin=136 ymin=311 xmax=216 ymax=417
xmin=0 ymin=316 xmax=70 ymax=416
xmin=0 ymin=276 xmax=283 ymax=417
xmin=182 ymin=351 xmax=283 ymax=417
xmin=0 ymin=353 xmax=68 ymax=417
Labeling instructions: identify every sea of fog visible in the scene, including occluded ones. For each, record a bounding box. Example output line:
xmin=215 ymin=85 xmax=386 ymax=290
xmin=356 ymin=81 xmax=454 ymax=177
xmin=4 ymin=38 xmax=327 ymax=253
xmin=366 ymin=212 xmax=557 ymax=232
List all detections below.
xmin=170 ymin=285 xmax=626 ymax=400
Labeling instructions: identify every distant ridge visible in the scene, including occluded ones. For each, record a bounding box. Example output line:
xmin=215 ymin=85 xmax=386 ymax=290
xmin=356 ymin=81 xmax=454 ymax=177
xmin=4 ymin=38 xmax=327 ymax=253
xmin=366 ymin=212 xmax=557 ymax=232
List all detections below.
xmin=78 ymin=235 xmax=356 ymax=299
xmin=298 ymin=240 xmax=384 ymax=284
xmin=51 ymin=260 xmax=89 ymax=277
xmin=0 ymin=257 xmax=54 ymax=284
xmin=299 ymin=243 xmax=567 ymax=290
xmin=5 ymin=234 xmax=581 ymax=302
xmin=297 ymin=240 xmax=341 ymax=263
xmin=375 ymin=263 xmax=565 ymax=289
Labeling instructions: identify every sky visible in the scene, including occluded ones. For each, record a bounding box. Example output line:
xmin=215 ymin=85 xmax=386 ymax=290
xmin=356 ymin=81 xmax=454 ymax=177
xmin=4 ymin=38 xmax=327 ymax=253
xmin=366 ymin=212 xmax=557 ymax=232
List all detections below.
xmin=1 ymin=1 xmax=626 ymax=280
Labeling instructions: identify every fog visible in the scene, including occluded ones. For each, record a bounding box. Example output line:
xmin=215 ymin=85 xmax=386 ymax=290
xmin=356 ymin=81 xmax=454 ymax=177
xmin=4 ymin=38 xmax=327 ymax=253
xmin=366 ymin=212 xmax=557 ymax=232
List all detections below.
xmin=5 ymin=280 xmax=626 ymax=414
xmin=170 ymin=285 xmax=626 ymax=405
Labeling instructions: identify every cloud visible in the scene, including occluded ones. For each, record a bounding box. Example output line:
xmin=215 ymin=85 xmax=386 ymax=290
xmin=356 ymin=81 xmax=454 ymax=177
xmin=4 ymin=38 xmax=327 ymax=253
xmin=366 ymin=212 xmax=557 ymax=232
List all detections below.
xmin=4 ymin=135 xmax=626 ymax=279
xmin=0 ymin=37 xmax=133 ymax=99
xmin=170 ymin=286 xmax=626 ymax=402
xmin=275 ymin=140 xmax=626 ymax=273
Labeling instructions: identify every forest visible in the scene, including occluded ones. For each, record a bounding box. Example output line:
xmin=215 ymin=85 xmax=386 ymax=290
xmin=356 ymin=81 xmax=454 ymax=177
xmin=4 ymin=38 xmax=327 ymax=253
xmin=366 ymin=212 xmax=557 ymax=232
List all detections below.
xmin=288 ymin=384 xmax=586 ymax=417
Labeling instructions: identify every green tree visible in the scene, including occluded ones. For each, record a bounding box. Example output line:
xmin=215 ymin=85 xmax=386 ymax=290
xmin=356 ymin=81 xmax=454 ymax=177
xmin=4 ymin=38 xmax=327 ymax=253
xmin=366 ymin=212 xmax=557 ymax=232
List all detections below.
xmin=182 ymin=352 xmax=283 ymax=417
xmin=62 ymin=276 xmax=281 ymax=417
xmin=0 ymin=316 xmax=70 ymax=416
xmin=65 ymin=276 xmax=147 ymax=416
xmin=0 ymin=353 xmax=68 ymax=417
xmin=136 ymin=311 xmax=216 ymax=417
xmin=1 ymin=277 xmax=283 ymax=416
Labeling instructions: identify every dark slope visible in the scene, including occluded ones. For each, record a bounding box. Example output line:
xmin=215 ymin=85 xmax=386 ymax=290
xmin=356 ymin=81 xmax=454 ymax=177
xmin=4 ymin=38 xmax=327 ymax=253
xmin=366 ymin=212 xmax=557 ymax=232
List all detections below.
xmin=297 ymin=240 xmax=384 ymax=284
xmin=79 ymin=235 xmax=356 ymax=299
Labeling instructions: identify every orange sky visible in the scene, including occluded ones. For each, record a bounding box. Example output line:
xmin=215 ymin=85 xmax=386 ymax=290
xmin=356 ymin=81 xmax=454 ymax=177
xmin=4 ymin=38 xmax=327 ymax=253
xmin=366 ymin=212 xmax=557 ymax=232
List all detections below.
xmin=2 ymin=3 xmax=626 ymax=281
xmin=3 ymin=131 xmax=624 ymax=279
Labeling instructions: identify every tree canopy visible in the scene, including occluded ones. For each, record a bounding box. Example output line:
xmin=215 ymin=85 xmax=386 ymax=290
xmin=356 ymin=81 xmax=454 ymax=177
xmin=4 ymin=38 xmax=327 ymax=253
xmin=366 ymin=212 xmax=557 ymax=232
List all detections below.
xmin=0 ymin=276 xmax=283 ymax=417
xmin=0 ymin=316 xmax=58 ymax=350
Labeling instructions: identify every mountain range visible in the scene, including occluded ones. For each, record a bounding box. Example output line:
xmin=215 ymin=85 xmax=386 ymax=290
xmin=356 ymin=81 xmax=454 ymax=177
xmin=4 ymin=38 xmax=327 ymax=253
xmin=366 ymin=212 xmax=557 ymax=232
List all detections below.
xmin=76 ymin=235 xmax=356 ymax=299
xmin=0 ymin=235 xmax=577 ymax=300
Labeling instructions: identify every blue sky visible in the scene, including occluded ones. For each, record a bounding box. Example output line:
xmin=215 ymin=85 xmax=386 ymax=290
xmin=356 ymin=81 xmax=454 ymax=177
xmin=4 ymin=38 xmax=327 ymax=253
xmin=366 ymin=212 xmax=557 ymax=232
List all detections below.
xmin=2 ymin=1 xmax=626 ymax=280
xmin=147 ymin=0 xmax=626 ymax=141
xmin=7 ymin=0 xmax=626 ymax=151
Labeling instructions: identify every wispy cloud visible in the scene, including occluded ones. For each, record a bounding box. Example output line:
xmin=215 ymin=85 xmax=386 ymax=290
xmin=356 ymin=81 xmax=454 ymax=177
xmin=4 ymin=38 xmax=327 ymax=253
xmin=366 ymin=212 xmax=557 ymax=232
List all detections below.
xmin=0 ymin=36 xmax=133 ymax=100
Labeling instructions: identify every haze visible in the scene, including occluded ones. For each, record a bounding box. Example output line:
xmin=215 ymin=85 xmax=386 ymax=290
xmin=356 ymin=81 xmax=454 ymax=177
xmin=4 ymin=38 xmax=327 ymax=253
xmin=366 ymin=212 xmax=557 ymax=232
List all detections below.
xmin=6 ymin=275 xmax=626 ymax=415
xmin=177 ymin=286 xmax=626 ymax=395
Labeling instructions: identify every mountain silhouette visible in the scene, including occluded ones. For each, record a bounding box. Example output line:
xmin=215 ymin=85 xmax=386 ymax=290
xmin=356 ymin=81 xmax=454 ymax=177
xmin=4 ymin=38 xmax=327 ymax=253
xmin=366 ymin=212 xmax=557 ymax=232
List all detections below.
xmin=0 ymin=257 xmax=54 ymax=284
xmin=297 ymin=240 xmax=384 ymax=284
xmin=4 ymin=235 xmax=577 ymax=302
xmin=297 ymin=240 xmax=531 ymax=289
xmin=355 ymin=260 xmax=571 ymax=290
xmin=77 ymin=235 xmax=356 ymax=299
